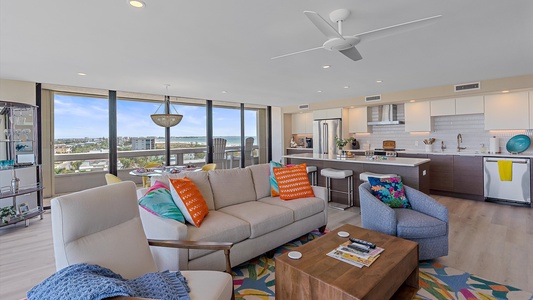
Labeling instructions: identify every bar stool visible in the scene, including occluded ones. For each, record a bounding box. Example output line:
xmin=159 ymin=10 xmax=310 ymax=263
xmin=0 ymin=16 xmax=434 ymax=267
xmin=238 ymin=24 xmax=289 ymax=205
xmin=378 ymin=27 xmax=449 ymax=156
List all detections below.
xmin=320 ymin=168 xmax=353 ymax=210
xmin=359 ymin=172 xmax=398 ymax=182
xmin=306 ymin=166 xmax=318 ymax=186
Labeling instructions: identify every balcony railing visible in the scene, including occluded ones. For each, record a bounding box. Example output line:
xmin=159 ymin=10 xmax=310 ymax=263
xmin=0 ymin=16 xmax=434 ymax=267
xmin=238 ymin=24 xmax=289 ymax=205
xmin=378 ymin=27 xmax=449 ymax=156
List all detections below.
xmin=53 ymin=146 xmax=259 ymax=195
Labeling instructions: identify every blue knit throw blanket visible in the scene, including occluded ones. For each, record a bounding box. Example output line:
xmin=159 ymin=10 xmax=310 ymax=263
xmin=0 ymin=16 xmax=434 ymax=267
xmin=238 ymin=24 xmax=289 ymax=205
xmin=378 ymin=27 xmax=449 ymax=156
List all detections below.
xmin=27 ymin=263 xmax=190 ymax=300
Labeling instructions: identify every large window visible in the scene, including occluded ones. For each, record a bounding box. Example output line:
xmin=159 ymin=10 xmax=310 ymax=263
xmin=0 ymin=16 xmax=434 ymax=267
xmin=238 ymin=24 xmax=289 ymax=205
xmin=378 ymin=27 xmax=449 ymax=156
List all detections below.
xmin=169 ymin=98 xmax=206 ymax=166
xmin=212 ymin=104 xmax=241 ymax=169
xmin=46 ymin=87 xmax=270 ymax=195
xmin=53 ymin=93 xmax=109 ymax=175
xmin=116 ymin=98 xmax=165 ymax=171
xmin=245 ymin=106 xmax=268 ymax=166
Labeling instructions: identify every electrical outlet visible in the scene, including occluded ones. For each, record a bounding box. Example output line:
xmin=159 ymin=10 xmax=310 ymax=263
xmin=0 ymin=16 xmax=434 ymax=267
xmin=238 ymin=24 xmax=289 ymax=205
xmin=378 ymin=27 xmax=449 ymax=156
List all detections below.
xmin=423 ymin=170 xmax=427 ymax=176
xmin=415 ymin=141 xmax=419 ymax=146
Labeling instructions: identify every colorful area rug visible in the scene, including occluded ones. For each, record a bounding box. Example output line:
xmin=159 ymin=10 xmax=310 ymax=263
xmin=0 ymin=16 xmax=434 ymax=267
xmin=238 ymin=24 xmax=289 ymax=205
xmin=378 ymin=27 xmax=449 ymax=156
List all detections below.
xmin=232 ymin=230 xmax=533 ymax=300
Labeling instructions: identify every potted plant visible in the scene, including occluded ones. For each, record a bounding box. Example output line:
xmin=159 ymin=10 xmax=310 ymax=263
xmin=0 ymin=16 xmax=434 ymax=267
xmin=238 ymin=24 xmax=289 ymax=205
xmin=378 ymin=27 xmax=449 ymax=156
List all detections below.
xmin=335 ymin=136 xmax=354 ymax=157
xmin=0 ymin=205 xmax=17 ymax=224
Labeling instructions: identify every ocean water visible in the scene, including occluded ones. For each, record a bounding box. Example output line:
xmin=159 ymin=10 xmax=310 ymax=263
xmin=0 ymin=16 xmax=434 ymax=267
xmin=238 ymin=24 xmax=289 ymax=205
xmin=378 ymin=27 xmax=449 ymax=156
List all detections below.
xmin=156 ymin=136 xmax=255 ymax=146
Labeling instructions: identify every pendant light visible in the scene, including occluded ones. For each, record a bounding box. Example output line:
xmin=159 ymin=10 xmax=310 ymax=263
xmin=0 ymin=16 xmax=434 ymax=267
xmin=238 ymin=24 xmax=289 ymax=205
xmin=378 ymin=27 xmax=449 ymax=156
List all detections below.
xmin=150 ymin=85 xmax=183 ymax=127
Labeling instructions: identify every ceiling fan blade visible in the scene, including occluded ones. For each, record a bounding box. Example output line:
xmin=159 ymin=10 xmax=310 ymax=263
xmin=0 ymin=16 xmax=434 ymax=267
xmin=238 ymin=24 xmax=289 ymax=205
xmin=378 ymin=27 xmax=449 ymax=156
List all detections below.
xmin=354 ymin=15 xmax=442 ymax=42
xmin=339 ymin=47 xmax=363 ymax=61
xmin=303 ymin=11 xmax=344 ymax=40
xmin=271 ymin=46 xmax=324 ymax=60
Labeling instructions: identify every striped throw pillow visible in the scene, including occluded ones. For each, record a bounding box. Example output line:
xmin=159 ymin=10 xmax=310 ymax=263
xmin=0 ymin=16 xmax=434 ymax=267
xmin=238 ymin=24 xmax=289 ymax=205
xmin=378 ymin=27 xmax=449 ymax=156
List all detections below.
xmin=273 ymin=164 xmax=315 ymax=200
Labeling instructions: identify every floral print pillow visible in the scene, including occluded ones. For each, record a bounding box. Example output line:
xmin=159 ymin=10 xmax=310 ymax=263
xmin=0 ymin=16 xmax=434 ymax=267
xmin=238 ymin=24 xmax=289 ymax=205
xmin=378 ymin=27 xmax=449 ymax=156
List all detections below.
xmin=368 ymin=176 xmax=411 ymax=208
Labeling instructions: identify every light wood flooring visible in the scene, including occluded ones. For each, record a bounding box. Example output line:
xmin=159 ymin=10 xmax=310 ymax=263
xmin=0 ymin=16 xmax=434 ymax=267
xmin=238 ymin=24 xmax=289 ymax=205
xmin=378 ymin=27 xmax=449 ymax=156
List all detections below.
xmin=1 ymin=195 xmax=532 ymax=299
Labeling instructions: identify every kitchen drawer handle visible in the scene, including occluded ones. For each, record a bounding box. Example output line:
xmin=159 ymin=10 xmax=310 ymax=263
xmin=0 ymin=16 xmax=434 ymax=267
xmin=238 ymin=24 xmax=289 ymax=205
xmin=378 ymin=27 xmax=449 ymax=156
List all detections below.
xmin=485 ymin=159 xmax=529 ymax=164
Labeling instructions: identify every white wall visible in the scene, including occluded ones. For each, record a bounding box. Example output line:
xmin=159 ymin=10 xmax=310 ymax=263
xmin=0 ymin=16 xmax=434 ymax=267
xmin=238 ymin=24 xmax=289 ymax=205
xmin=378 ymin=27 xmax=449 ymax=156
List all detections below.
xmin=271 ymin=107 xmax=283 ymax=163
xmin=0 ymin=79 xmax=35 ymax=105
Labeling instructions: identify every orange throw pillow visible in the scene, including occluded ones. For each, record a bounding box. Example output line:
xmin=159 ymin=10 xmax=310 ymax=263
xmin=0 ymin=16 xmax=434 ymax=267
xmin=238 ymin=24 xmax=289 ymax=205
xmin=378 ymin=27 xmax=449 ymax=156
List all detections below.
xmin=169 ymin=177 xmax=209 ymax=227
xmin=273 ymin=164 xmax=315 ymax=200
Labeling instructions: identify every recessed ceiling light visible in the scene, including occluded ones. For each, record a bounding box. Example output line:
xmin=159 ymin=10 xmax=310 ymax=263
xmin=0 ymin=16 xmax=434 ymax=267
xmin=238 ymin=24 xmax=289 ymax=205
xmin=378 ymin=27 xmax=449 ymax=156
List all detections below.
xmin=501 ymin=90 xmax=510 ymax=93
xmin=77 ymin=72 xmax=87 ymax=76
xmin=129 ymin=0 xmax=145 ymax=8
xmin=409 ymin=100 xmax=416 ymax=103
xmin=317 ymin=90 xmax=322 ymax=93
xmin=376 ymin=80 xmax=383 ymax=83
xmin=343 ymin=86 xmax=350 ymax=89
xmin=322 ymin=65 xmax=331 ymax=69
xmin=221 ymin=91 xmax=227 ymax=94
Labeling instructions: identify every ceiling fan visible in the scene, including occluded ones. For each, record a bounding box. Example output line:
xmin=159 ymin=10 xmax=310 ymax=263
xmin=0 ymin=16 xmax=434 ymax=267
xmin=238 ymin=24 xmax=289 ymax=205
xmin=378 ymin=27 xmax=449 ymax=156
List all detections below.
xmin=272 ymin=9 xmax=441 ymax=62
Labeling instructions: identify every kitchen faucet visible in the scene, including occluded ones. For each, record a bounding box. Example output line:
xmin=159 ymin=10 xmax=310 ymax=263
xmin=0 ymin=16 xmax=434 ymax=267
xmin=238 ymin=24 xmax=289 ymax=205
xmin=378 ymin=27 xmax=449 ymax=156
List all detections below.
xmin=457 ymin=133 xmax=466 ymax=152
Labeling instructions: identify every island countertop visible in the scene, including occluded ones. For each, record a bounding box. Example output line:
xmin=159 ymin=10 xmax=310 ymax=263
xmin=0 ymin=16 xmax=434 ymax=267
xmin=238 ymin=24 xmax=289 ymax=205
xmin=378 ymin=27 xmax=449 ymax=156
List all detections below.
xmin=282 ymin=153 xmax=430 ymax=167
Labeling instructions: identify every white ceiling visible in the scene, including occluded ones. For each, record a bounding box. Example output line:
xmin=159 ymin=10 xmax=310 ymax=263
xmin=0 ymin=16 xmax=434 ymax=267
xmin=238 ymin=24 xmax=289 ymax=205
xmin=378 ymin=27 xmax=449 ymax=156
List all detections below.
xmin=1 ymin=0 xmax=532 ymax=107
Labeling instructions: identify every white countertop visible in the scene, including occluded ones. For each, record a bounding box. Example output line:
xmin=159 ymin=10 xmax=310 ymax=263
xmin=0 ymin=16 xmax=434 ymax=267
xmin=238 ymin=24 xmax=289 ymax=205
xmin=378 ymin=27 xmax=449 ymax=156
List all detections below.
xmin=346 ymin=149 xmax=533 ymax=158
xmin=286 ymin=147 xmax=313 ymax=150
xmin=283 ymin=153 xmax=430 ymax=167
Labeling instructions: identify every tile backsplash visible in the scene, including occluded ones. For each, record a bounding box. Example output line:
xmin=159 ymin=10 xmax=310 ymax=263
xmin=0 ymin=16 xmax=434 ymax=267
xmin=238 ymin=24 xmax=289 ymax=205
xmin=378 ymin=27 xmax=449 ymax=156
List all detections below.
xmin=352 ymin=111 xmax=533 ymax=155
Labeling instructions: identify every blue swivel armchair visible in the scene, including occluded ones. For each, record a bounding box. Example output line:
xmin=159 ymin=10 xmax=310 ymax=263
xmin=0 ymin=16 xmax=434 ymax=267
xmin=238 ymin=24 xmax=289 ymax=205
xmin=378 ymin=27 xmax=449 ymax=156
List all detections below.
xmin=359 ymin=182 xmax=448 ymax=260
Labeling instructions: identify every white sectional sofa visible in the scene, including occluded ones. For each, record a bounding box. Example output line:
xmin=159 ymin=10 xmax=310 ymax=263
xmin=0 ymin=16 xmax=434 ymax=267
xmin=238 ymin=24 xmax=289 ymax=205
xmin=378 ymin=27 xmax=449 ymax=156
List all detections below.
xmin=138 ymin=163 xmax=328 ymax=272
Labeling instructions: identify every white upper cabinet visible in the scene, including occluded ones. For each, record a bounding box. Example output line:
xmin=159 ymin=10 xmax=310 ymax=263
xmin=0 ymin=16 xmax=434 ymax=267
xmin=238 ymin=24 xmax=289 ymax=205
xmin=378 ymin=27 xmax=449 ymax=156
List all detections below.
xmin=348 ymin=107 xmax=370 ymax=133
xmin=430 ymin=96 xmax=484 ymax=116
xmin=484 ymin=91 xmax=529 ymax=130
xmin=291 ymin=112 xmax=313 ymax=134
xmin=455 ymin=95 xmax=484 ymax=115
xmin=313 ymin=108 xmax=342 ymax=120
xmin=430 ymin=98 xmax=455 ymax=116
xmin=405 ymin=101 xmax=431 ymax=132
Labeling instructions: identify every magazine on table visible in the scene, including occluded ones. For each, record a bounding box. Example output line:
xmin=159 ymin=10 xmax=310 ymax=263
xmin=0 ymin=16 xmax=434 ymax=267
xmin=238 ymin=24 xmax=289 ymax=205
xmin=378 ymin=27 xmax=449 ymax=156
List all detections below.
xmin=327 ymin=241 xmax=384 ymax=267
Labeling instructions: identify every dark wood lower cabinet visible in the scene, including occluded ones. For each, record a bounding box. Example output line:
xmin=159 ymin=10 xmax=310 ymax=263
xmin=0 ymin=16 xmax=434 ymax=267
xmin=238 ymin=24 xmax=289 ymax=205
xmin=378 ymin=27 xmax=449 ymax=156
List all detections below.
xmin=400 ymin=153 xmax=484 ymax=200
xmin=428 ymin=155 xmax=454 ymax=192
xmin=453 ymin=156 xmax=483 ymax=196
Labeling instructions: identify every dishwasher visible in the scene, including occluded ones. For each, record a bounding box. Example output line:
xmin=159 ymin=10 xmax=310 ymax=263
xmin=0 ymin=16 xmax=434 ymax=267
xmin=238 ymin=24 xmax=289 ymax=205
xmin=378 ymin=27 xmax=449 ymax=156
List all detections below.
xmin=484 ymin=157 xmax=531 ymax=204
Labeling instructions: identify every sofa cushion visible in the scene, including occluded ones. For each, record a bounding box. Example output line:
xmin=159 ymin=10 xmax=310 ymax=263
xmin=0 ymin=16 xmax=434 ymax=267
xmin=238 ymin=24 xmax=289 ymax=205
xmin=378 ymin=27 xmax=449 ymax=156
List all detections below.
xmin=218 ymin=202 xmax=293 ymax=238
xmin=153 ymin=171 xmax=215 ymax=210
xmin=258 ymin=196 xmax=325 ymax=221
xmin=187 ymin=211 xmax=251 ymax=260
xmin=208 ymin=168 xmax=257 ymax=209
xmin=395 ymin=208 xmax=447 ymax=239
xmin=248 ymin=164 xmax=270 ymax=199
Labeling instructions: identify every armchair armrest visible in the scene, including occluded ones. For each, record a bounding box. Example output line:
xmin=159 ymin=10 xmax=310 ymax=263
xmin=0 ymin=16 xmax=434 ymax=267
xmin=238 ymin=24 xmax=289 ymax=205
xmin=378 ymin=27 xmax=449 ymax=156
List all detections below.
xmin=404 ymin=185 xmax=448 ymax=223
xmin=358 ymin=183 xmax=396 ymax=235
xmin=148 ymin=239 xmax=234 ymax=273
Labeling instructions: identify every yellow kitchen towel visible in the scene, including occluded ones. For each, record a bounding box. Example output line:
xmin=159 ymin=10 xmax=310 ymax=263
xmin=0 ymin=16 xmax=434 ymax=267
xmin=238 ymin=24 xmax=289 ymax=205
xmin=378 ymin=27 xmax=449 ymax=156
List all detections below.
xmin=498 ymin=160 xmax=513 ymax=181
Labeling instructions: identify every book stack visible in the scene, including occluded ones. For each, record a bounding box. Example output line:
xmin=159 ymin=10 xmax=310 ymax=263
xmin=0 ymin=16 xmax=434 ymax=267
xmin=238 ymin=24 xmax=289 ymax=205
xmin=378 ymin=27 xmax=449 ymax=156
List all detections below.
xmin=326 ymin=239 xmax=384 ymax=268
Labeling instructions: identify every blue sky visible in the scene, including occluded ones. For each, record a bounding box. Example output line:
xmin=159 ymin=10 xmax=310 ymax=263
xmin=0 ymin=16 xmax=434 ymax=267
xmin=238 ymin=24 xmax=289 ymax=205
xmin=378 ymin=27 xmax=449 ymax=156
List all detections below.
xmin=54 ymin=94 xmax=258 ymax=138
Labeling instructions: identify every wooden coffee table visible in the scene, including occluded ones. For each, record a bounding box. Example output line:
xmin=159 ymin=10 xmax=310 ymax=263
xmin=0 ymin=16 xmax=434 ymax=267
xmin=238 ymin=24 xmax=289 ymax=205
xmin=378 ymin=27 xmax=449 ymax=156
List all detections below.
xmin=275 ymin=224 xmax=419 ymax=300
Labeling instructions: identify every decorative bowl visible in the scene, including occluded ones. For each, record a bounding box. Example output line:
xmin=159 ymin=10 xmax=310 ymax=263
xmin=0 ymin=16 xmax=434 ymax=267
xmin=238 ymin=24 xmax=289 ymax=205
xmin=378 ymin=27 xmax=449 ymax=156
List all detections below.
xmin=506 ymin=134 xmax=531 ymax=154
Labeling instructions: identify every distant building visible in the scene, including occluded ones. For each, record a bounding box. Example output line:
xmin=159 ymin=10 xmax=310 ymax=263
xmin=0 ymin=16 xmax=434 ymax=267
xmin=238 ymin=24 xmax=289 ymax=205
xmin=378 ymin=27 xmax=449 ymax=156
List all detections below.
xmin=131 ymin=137 xmax=155 ymax=150
xmin=54 ymin=144 xmax=72 ymax=154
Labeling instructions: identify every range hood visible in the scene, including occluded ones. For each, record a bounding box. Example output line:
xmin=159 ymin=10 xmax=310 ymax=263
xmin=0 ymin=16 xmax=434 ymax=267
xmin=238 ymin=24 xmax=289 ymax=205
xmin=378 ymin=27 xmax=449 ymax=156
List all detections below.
xmin=367 ymin=104 xmax=405 ymax=125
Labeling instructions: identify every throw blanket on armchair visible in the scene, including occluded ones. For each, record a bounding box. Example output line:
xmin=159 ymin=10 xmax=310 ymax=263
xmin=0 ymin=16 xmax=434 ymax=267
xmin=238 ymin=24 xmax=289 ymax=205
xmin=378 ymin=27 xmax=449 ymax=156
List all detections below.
xmin=27 ymin=263 xmax=190 ymax=300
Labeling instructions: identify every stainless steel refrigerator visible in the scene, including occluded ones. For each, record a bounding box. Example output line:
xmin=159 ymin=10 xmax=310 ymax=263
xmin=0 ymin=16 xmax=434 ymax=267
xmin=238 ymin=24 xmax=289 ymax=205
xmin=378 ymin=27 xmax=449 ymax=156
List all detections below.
xmin=313 ymin=118 xmax=342 ymax=155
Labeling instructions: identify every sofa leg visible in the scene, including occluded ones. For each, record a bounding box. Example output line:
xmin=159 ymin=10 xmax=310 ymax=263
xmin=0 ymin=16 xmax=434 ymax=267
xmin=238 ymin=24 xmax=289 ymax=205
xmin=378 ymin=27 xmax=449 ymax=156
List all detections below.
xmin=318 ymin=225 xmax=326 ymax=233
xmin=266 ymin=249 xmax=276 ymax=258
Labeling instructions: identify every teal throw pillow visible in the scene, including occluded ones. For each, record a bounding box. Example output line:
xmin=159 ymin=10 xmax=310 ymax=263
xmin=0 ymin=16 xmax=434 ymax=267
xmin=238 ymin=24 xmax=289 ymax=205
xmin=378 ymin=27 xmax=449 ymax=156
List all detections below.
xmin=138 ymin=183 xmax=185 ymax=223
xmin=367 ymin=176 xmax=411 ymax=208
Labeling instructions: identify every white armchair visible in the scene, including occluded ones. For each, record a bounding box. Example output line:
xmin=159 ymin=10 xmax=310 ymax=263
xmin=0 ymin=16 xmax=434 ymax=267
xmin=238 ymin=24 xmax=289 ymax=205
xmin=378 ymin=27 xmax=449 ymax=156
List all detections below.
xmin=51 ymin=181 xmax=234 ymax=300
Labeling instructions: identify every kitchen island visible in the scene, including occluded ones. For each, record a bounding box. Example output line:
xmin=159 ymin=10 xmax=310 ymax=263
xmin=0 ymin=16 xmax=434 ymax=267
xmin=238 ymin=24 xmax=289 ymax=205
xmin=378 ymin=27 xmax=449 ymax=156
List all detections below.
xmin=283 ymin=153 xmax=430 ymax=207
